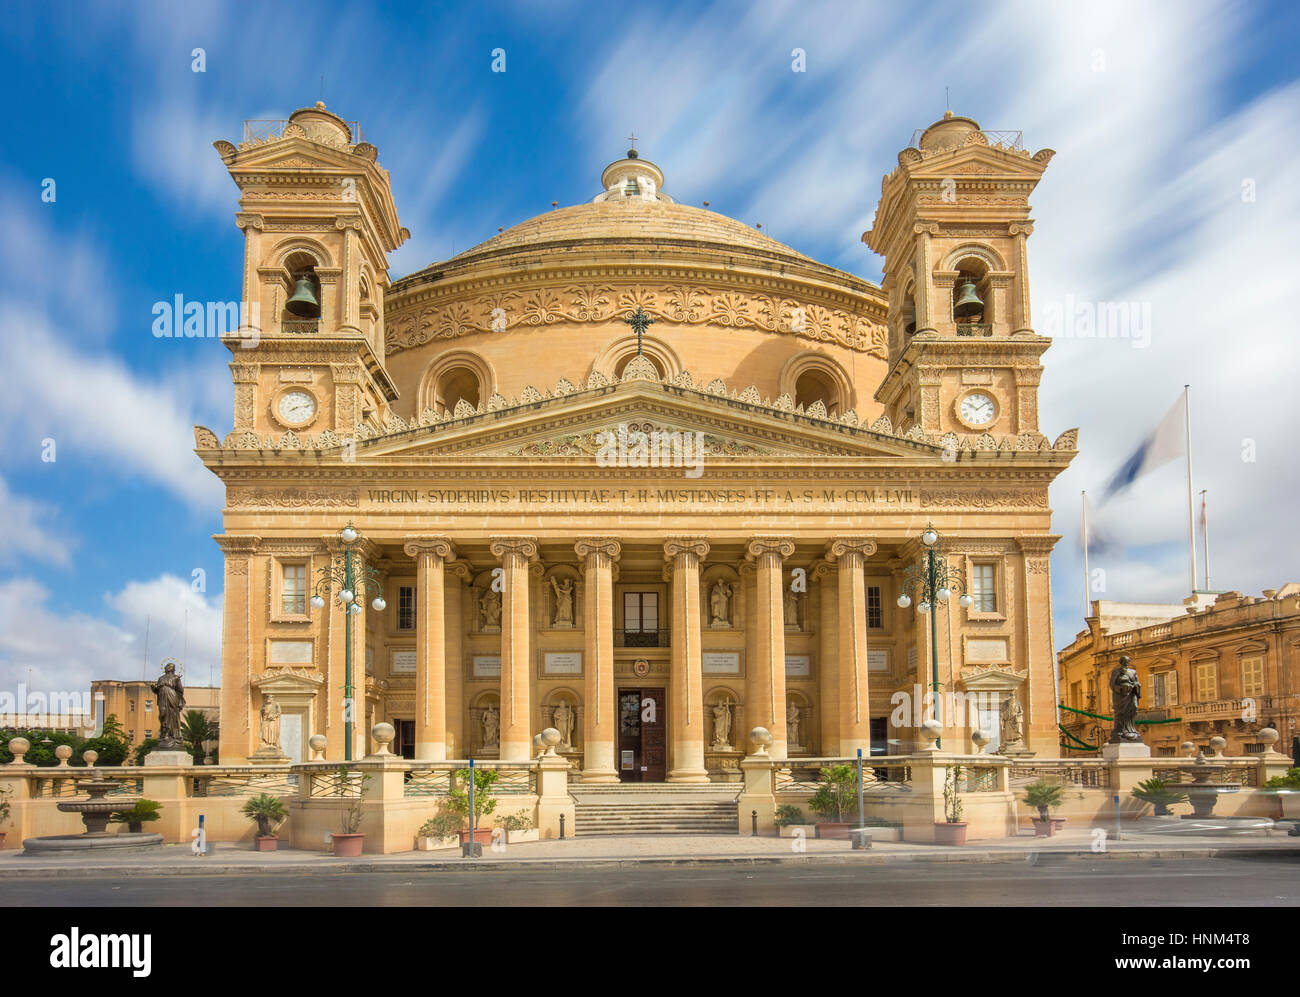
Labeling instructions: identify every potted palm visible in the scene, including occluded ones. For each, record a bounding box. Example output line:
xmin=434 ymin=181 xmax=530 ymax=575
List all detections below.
xmin=108 ymin=799 xmax=162 ymax=834
xmin=241 ymin=793 xmax=288 ymax=851
xmin=1131 ymin=777 xmax=1188 ymax=817
xmin=448 ymin=766 xmax=498 ymax=846
xmin=809 ymin=764 xmax=858 ymax=838
xmin=1024 ymin=779 xmax=1065 ymax=836
xmin=330 ymin=767 xmax=370 ymax=857
xmin=416 ymin=807 xmax=461 ymax=851
xmin=934 ymin=765 xmax=967 ymax=845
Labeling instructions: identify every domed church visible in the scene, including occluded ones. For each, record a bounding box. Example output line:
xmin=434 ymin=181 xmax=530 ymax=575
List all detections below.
xmin=201 ymin=103 xmax=1075 ymax=775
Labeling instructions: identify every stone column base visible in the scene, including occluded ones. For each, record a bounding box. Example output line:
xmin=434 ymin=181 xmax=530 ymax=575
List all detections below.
xmin=143 ymin=750 xmax=193 ymax=767
xmin=1102 ymin=742 xmax=1151 ymax=759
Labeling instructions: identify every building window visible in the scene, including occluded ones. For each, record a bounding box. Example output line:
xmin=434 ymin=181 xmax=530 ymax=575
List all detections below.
xmin=129 ymin=700 xmax=135 ymax=713
xmin=145 ymin=730 xmax=152 ymax=738
xmin=970 ymin=562 xmax=997 ymax=613
xmin=625 ymin=178 xmax=640 ymax=196
xmin=1240 ymin=655 xmax=1264 ymax=698
xmin=281 ymin=562 xmax=307 ymax=615
xmin=1195 ymin=662 xmax=1217 ymax=702
xmin=866 ymin=585 xmax=883 ymax=629
xmin=1070 ymin=681 xmax=1083 ymax=708
xmin=1244 ymin=742 xmax=1265 ymax=754
xmin=397 ymin=585 xmax=416 ymax=631
xmin=622 ymin=592 xmax=660 ymax=647
xmin=145 ymin=700 xmax=153 ymax=712
xmin=1152 ymin=670 xmax=1178 ymax=708
xmin=907 ymin=645 xmax=917 ymax=674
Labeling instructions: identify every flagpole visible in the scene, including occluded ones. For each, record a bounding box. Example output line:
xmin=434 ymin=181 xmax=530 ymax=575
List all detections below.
xmin=1200 ymin=488 xmax=1210 ymax=591
xmin=1184 ymin=385 xmax=1197 ymax=594
xmin=1081 ymin=490 xmax=1091 ymax=618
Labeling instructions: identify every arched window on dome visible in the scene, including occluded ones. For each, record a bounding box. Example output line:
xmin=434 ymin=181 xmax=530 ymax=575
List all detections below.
xmin=435 ymin=366 xmax=481 ymax=416
xmin=794 ymin=368 xmax=841 ymax=417
xmin=613 ymin=351 xmax=665 ymax=379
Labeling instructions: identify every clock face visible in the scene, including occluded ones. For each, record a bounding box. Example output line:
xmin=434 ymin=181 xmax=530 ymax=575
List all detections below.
xmin=277 ymin=390 xmax=316 ymax=426
xmin=959 ymin=392 xmax=996 ymax=427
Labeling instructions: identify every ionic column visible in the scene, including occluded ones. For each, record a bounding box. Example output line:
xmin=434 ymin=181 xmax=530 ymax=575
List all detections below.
xmin=575 ymin=537 xmax=621 ymax=782
xmin=445 ymin=560 xmax=470 ymax=759
xmin=813 ymin=560 xmax=839 ymax=756
xmin=490 ymin=537 xmax=539 ymax=761
xmin=664 ymin=536 xmax=710 ymax=782
xmin=404 ymin=537 xmax=455 ymax=760
xmin=827 ymin=538 xmax=878 ymax=755
xmin=747 ymin=536 xmax=796 ymax=759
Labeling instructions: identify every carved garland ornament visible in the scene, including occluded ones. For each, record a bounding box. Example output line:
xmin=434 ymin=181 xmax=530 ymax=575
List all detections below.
xmin=385 ymin=283 xmax=889 ymax=357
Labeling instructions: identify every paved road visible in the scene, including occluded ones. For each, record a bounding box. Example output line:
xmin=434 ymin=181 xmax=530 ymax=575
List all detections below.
xmin=4 ymin=855 xmax=1296 ymax=906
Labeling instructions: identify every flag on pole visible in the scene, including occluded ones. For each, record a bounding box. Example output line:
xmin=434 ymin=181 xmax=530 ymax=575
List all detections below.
xmin=1102 ymin=393 xmax=1186 ymax=502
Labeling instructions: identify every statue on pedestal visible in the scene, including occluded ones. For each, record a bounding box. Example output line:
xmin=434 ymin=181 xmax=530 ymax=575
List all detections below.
xmin=1000 ymin=694 xmax=1024 ymax=750
xmin=482 ymin=705 xmax=500 ymax=749
xmin=783 ymin=588 xmax=799 ymax=628
xmin=1108 ymin=654 xmax=1143 ymax=743
xmin=552 ymin=700 xmax=575 ymax=749
xmin=786 ymin=701 xmax=802 ymax=749
xmin=259 ymin=695 xmax=282 ymax=750
xmin=550 ymin=577 xmax=575 ymax=627
xmin=711 ymin=697 xmax=733 ymax=747
xmin=709 ymin=582 xmax=733 ymax=627
xmin=478 ymin=589 xmax=501 ymax=631
xmin=151 ymin=661 xmax=185 ymax=750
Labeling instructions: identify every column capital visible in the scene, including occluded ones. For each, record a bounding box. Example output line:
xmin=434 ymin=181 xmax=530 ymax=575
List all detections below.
xmin=447 ymin=558 xmax=473 ymax=582
xmin=403 ymin=536 xmax=457 ymax=562
xmin=663 ymin=536 xmax=710 ymax=562
xmin=826 ymin=537 xmax=878 ymax=561
xmin=575 ymin=537 xmax=622 ymax=562
xmin=746 ymin=536 xmax=795 ymax=561
xmin=489 ymin=536 xmax=539 ymax=561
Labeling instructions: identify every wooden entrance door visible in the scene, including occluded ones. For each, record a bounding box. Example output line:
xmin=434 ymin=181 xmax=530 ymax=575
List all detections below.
xmin=617 ymin=687 xmax=666 ymax=782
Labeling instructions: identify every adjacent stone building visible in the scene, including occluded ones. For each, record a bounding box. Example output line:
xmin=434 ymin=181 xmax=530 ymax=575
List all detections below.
xmin=1058 ymin=587 xmax=1300 ymax=757
xmin=199 ymin=103 xmax=1076 ymax=770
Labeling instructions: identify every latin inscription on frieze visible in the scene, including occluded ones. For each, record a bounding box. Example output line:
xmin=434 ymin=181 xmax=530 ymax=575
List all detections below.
xmin=363 ymin=486 xmax=918 ymax=510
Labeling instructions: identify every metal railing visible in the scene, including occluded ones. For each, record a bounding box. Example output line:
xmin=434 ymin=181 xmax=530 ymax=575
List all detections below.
xmin=908 ymin=128 xmax=1024 ymax=151
xmin=242 ymin=119 xmax=363 ymax=145
xmin=955 ymin=322 xmax=993 ymax=337
xmin=616 ymin=628 xmax=670 ymax=648
xmin=1009 ymin=761 xmax=1111 ymax=788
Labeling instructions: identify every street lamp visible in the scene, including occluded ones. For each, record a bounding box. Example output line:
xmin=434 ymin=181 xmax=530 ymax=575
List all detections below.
xmin=897 ymin=524 xmax=972 ymax=748
xmin=312 ymin=523 xmax=385 ymax=760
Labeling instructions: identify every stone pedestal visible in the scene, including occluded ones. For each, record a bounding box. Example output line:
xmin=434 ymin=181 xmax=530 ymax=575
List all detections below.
xmin=142 ymin=750 xmax=193 ymax=767
xmin=1102 ymin=742 xmax=1151 ymax=760
xmin=249 ymin=746 xmax=291 ymax=765
xmin=999 ymin=745 xmax=1037 ymax=759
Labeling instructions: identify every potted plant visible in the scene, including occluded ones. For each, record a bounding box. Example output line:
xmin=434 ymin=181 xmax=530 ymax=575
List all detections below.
xmin=330 ymin=767 xmax=370 ymax=857
xmin=448 ymin=766 xmax=498 ymax=845
xmin=241 ymin=793 xmax=288 ymax=851
xmin=416 ymin=807 xmax=462 ymax=851
xmin=1131 ymin=777 xmax=1188 ymax=817
xmin=934 ymin=765 xmax=967 ymax=845
xmin=497 ymin=809 xmax=538 ymax=843
xmin=775 ymin=804 xmax=810 ymax=839
xmin=1024 ymin=779 xmax=1065 ymax=836
xmin=0 ymin=785 xmax=11 ymax=849
xmin=108 ymin=799 xmax=162 ymax=834
xmin=808 ymin=764 xmax=858 ymax=838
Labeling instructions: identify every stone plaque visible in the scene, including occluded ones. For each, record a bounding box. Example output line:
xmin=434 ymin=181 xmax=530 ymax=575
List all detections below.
xmin=269 ymin=640 xmax=313 ymax=664
xmin=785 ymin=654 xmax=811 ymax=677
xmin=702 ymin=651 xmax=741 ymax=674
xmin=472 ymin=655 xmax=501 ymax=677
xmin=543 ymin=651 xmax=582 ymax=675
xmin=966 ymin=638 xmax=1009 ymax=663
xmin=868 ymin=649 xmax=889 ymax=672
xmin=391 ymin=650 xmax=417 ymax=674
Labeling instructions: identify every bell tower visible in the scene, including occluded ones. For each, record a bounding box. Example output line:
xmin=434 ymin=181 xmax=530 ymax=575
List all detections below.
xmin=213 ymin=102 xmax=408 ymax=441
xmin=864 ymin=112 xmax=1055 ymax=438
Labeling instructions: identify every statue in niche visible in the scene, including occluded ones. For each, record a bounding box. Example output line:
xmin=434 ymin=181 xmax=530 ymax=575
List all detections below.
xmin=478 ymin=588 xmax=502 ymax=631
xmin=1000 ymin=694 xmax=1025 ymax=749
xmin=259 ymin=694 xmax=282 ymax=749
xmin=550 ymin=576 xmax=575 ymax=627
xmin=709 ymin=581 xmax=733 ymax=627
xmin=787 ymin=701 xmax=802 ymax=749
xmin=711 ymin=696 xmax=734 ymax=748
xmin=1108 ymin=654 xmax=1143 ymax=743
xmin=481 ymin=705 xmax=500 ymax=749
xmin=552 ymin=700 xmax=575 ymax=749
xmin=151 ymin=661 xmax=185 ymax=749
xmin=783 ymin=588 xmax=799 ymax=629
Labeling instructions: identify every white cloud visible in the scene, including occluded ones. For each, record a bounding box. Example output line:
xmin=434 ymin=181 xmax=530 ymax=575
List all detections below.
xmin=0 ymin=573 xmax=222 ymax=701
xmin=0 ymin=476 xmax=75 ymax=567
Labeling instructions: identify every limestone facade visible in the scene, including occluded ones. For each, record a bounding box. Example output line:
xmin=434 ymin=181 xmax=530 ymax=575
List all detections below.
xmin=201 ymin=104 xmax=1074 ymax=770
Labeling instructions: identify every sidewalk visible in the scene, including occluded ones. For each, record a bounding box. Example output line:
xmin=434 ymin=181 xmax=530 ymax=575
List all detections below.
xmin=1 ymin=827 xmax=1296 ymax=877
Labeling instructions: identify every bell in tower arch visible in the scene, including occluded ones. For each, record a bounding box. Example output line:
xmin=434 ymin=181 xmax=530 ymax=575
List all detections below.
xmin=286 ymin=273 xmax=321 ymax=318
xmin=952 ymin=278 xmax=984 ymax=320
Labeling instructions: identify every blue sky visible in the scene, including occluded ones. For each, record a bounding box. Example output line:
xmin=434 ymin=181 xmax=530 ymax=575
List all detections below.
xmin=1 ymin=0 xmax=1298 ymax=699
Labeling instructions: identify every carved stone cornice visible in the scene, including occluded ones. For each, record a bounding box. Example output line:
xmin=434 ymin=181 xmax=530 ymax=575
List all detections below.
xmin=663 ymin=536 xmax=710 ymax=563
xmin=403 ymin=536 xmax=456 ymax=563
xmin=234 ymin=213 xmax=264 ymax=231
xmin=215 ymin=534 xmax=261 ymax=555
xmin=1016 ymin=535 xmax=1060 ymax=557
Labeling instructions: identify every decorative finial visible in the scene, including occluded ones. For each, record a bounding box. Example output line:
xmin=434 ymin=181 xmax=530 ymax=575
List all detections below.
xmin=627 ymin=131 xmax=638 ymax=152
xmin=623 ymin=306 xmax=655 ymax=356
